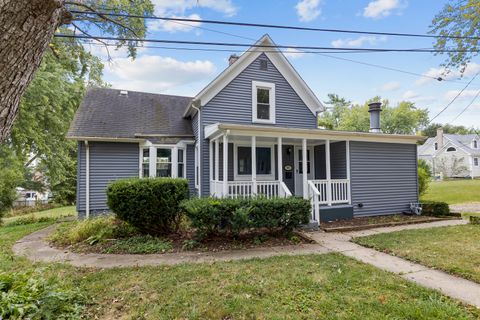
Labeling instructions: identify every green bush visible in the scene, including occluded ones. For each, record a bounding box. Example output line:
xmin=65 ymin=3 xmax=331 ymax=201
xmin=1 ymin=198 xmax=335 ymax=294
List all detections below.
xmin=49 ymin=215 xmax=137 ymax=246
xmin=180 ymin=197 xmax=311 ymax=235
xmin=470 ymin=216 xmax=480 ymax=225
xmin=418 ymin=167 xmax=430 ymax=196
xmin=0 ymin=269 xmax=84 ymax=319
xmin=107 ymin=178 xmax=189 ymax=235
xmin=4 ymin=215 xmax=57 ymax=227
xmin=422 ymin=200 xmax=450 ymax=216
xmin=5 ymin=203 xmax=59 ymax=218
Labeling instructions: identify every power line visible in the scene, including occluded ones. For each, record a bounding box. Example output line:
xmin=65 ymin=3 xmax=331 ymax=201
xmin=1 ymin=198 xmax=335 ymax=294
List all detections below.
xmin=54 ymin=34 xmax=480 ymax=53
xmin=69 ymin=9 xmax=480 ymax=41
xmin=429 ymin=73 xmax=480 ymax=123
xmin=450 ymin=89 xmax=480 ymax=123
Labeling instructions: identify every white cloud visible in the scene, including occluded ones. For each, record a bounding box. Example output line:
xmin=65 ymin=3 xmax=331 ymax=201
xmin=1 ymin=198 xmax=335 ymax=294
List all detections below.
xmin=402 ymin=90 xmax=419 ymax=100
xmin=381 ymin=81 xmax=401 ymax=91
xmin=416 ymin=63 xmax=480 ymax=85
xmin=295 ymin=0 xmax=322 ymax=22
xmin=401 ymin=90 xmax=435 ymax=103
xmin=152 ymin=0 xmax=237 ymax=17
xmin=444 ymin=89 xmax=480 ymax=101
xmin=148 ymin=13 xmax=202 ymax=33
xmin=363 ymin=0 xmax=404 ymax=19
xmin=283 ymin=48 xmax=306 ymax=59
xmin=104 ymin=55 xmax=216 ymax=93
xmin=331 ymin=36 xmax=387 ymax=48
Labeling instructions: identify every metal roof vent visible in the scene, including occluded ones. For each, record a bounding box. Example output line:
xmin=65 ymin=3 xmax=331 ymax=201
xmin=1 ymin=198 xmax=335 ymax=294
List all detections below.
xmin=119 ymin=90 xmax=128 ymax=96
xmin=368 ymin=102 xmax=382 ymax=133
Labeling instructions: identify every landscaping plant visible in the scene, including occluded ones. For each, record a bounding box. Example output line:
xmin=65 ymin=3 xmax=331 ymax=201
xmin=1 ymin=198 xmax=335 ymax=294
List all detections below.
xmin=107 ymin=178 xmax=190 ymax=235
xmin=421 ymin=200 xmax=450 ymax=216
xmin=180 ymin=197 xmax=310 ymax=236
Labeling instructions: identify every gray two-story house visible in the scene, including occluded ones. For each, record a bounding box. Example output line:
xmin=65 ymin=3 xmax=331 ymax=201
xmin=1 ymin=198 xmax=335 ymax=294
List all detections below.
xmin=68 ymin=35 xmax=423 ymax=226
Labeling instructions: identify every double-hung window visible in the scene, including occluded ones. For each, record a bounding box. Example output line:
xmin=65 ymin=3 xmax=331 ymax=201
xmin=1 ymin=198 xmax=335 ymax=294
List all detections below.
xmin=252 ymin=81 xmax=275 ymax=124
xmin=236 ymin=145 xmax=273 ymax=179
xmin=474 ymin=140 xmax=478 ymax=149
xmin=475 ymin=158 xmax=479 ymax=167
xmin=142 ymin=148 xmax=150 ymax=177
xmin=177 ymin=149 xmax=185 ymax=178
xmin=141 ymin=146 xmax=186 ymax=178
xmin=156 ymin=148 xmax=172 ymax=177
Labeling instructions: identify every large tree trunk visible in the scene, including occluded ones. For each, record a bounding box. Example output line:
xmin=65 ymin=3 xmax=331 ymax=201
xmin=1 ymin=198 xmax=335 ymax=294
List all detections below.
xmin=0 ymin=0 xmax=70 ymax=142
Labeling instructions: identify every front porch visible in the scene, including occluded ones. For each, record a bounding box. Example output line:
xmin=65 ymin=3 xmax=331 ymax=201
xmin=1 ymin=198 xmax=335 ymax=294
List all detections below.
xmin=205 ymin=124 xmax=352 ymax=225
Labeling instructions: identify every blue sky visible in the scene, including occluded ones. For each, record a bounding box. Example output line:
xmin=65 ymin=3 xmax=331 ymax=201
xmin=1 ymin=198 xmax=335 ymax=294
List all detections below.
xmin=88 ymin=0 xmax=480 ymax=128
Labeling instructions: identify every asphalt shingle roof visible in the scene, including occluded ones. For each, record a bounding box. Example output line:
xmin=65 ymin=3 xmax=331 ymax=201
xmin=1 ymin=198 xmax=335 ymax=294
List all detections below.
xmin=67 ymin=87 xmax=193 ymax=139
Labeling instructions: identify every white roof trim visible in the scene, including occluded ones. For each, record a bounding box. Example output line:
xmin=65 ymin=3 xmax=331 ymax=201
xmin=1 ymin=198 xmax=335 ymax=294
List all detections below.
xmin=204 ymin=123 xmax=425 ymax=145
xmin=184 ymin=34 xmax=324 ymax=117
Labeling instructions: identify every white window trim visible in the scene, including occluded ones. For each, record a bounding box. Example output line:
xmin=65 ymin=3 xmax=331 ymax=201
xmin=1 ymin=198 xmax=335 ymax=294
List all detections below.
xmin=139 ymin=142 xmax=186 ymax=178
xmin=233 ymin=142 xmax=275 ymax=181
xmin=252 ymin=81 xmax=275 ymax=124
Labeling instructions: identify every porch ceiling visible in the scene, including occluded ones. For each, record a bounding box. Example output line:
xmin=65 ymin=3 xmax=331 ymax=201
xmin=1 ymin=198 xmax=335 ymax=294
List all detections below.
xmin=205 ymin=122 xmax=425 ymax=144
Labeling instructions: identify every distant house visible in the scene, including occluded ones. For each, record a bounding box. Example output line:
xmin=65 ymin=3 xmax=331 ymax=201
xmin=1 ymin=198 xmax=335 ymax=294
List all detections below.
xmin=68 ymin=34 xmax=424 ymax=225
xmin=418 ymin=128 xmax=480 ymax=178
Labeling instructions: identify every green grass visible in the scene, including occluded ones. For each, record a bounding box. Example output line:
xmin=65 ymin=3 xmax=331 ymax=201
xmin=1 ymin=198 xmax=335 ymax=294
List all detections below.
xmin=422 ymin=179 xmax=480 ymax=204
xmin=104 ymin=235 xmax=173 ymax=254
xmin=2 ymin=206 xmax=76 ymax=225
xmin=353 ymin=225 xmax=480 ymax=283
xmin=1 ymin=212 xmax=480 ymax=318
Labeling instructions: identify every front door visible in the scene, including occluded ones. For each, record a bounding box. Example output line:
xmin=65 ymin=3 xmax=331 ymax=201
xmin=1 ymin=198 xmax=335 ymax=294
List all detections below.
xmin=294 ymin=146 xmax=314 ymax=196
xmin=282 ymin=145 xmax=295 ymax=194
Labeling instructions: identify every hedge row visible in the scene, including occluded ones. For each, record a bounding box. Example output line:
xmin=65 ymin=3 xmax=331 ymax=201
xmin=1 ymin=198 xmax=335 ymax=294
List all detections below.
xmin=180 ymin=196 xmax=311 ymax=235
xmin=106 ymin=178 xmax=189 ymax=235
xmin=421 ymin=200 xmax=450 ymax=216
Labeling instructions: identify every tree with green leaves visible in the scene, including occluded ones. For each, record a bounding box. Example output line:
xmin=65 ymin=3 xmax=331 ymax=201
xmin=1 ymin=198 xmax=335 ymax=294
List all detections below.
xmin=0 ymin=0 xmax=154 ymax=142
xmin=430 ymin=0 xmax=480 ymax=73
xmin=319 ymin=95 xmax=429 ymax=134
xmin=421 ymin=123 xmax=477 ymax=137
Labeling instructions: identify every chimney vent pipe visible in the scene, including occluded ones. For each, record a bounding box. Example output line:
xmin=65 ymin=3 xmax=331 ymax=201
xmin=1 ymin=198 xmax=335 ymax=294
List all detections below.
xmin=368 ymin=102 xmax=382 ymax=133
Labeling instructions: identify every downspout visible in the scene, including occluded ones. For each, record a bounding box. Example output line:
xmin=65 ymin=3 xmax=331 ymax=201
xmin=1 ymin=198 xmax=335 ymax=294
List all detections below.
xmin=85 ymin=140 xmax=90 ymax=219
xmin=192 ymin=103 xmax=201 ymax=196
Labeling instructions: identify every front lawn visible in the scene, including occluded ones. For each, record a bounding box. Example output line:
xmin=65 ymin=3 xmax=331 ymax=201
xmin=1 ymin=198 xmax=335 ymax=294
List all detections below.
xmin=422 ymin=179 xmax=480 ymax=204
xmin=353 ymin=225 xmax=480 ymax=283
xmin=1 ymin=221 xmax=480 ymax=318
xmin=2 ymin=205 xmax=76 ymax=225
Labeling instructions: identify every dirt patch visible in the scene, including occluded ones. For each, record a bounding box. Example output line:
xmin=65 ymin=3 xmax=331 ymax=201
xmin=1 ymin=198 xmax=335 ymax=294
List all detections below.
xmin=320 ymin=214 xmax=454 ymax=232
xmin=51 ymin=229 xmax=314 ymax=255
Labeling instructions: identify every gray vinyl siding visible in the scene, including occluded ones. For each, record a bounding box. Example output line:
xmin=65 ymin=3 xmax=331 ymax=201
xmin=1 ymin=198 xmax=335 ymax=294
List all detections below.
xmin=186 ymin=144 xmax=197 ymax=196
xmin=199 ymin=54 xmax=317 ymax=195
xmin=76 ymin=142 xmax=85 ymax=213
xmin=350 ymin=141 xmax=418 ymax=217
xmin=77 ymin=142 xmax=139 ymax=218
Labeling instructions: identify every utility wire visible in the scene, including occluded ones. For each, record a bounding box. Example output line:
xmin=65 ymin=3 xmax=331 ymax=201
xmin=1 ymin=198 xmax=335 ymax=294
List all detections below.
xmin=53 ymin=34 xmax=480 ymax=53
xmin=429 ymin=73 xmax=480 ymax=123
xmin=69 ymin=9 xmax=480 ymax=41
xmin=450 ymin=89 xmax=480 ymax=123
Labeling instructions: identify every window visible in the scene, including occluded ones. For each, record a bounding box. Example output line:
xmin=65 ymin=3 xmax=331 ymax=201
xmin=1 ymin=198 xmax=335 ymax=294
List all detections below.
xmin=298 ymin=149 xmax=311 ymax=174
xmin=142 ymin=148 xmax=150 ymax=177
xmin=178 ymin=149 xmax=185 ymax=178
xmin=236 ymin=146 xmax=272 ymax=176
xmin=446 ymin=147 xmax=456 ymax=152
xmin=434 ymin=142 xmax=438 ymax=150
xmin=259 ymin=59 xmax=268 ymax=70
xmin=475 ymin=158 xmax=479 ymax=167
xmin=156 ymin=149 xmax=172 ymax=177
xmin=474 ymin=140 xmax=478 ymax=149
xmin=252 ymin=81 xmax=275 ymax=124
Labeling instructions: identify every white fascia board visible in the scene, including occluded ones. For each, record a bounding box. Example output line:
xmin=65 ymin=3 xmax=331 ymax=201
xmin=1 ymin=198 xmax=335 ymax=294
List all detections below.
xmin=185 ymin=34 xmax=324 ymax=117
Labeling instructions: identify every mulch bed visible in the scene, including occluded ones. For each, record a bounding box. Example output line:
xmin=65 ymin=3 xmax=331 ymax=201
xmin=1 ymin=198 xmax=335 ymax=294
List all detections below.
xmin=320 ymin=214 xmax=459 ymax=232
xmin=54 ymin=229 xmax=314 ymax=255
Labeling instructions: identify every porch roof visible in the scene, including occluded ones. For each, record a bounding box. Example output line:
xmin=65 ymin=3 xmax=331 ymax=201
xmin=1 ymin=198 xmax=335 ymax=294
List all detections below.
xmin=205 ymin=123 xmax=426 ymax=145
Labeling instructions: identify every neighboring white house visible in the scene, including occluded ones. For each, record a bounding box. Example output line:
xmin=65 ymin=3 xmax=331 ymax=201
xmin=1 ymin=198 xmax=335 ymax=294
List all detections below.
xmin=15 ymin=187 xmax=50 ymax=207
xmin=418 ymin=128 xmax=480 ymax=178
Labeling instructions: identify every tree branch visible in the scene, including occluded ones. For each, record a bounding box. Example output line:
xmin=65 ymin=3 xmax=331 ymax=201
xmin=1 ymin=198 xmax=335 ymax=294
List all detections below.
xmin=64 ymin=1 xmax=139 ymax=38
xmin=71 ymin=22 xmax=112 ymax=61
xmin=25 ymin=153 xmax=39 ymax=168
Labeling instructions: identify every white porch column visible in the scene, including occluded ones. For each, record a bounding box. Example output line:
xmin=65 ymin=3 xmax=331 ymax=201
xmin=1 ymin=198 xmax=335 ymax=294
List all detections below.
xmin=251 ymin=136 xmax=257 ymax=195
xmin=149 ymin=146 xmax=156 ymax=177
xmin=325 ymin=139 xmax=332 ymax=206
xmin=223 ymin=134 xmax=229 ymax=197
xmin=277 ymin=137 xmax=283 ymax=183
xmin=302 ymin=138 xmax=308 ymax=199
xmin=172 ymin=146 xmax=178 ymax=178
xmin=208 ymin=141 xmax=213 ymax=194
xmin=215 ymin=139 xmax=219 ymax=181
xmin=346 ymin=140 xmax=351 ymax=204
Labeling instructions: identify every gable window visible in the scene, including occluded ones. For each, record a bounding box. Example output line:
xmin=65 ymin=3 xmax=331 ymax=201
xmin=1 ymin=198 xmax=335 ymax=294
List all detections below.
xmin=434 ymin=142 xmax=438 ymax=151
xmin=252 ymin=81 xmax=275 ymax=124
xmin=235 ymin=145 xmax=274 ymax=179
xmin=259 ymin=59 xmax=268 ymax=71
xmin=474 ymin=140 xmax=478 ymax=149
xmin=446 ymin=147 xmax=456 ymax=152
xmin=475 ymin=158 xmax=479 ymax=166
xmin=140 ymin=145 xmax=186 ymax=178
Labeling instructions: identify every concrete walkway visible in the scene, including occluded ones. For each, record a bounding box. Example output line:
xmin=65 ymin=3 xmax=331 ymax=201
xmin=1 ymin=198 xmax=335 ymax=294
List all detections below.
xmin=450 ymin=202 xmax=480 ymax=213
xmin=304 ymin=219 xmax=480 ymax=308
xmin=13 ymin=219 xmax=480 ymax=308
xmin=12 ymin=225 xmax=330 ymax=268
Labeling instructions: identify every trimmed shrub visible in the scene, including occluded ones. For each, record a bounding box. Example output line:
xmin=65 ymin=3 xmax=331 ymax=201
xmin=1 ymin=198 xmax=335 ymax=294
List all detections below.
xmin=422 ymin=200 xmax=450 ymax=216
xmin=180 ymin=197 xmax=311 ymax=235
xmin=107 ymin=178 xmax=189 ymax=235
xmin=470 ymin=216 xmax=480 ymax=225
xmin=418 ymin=167 xmax=430 ymax=196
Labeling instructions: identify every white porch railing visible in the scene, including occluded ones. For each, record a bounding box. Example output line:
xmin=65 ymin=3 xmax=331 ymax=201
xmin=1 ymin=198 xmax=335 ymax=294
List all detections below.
xmin=308 ymin=181 xmax=321 ymax=222
xmin=309 ymin=179 xmax=350 ymax=205
xmin=211 ymin=180 xmax=292 ymax=198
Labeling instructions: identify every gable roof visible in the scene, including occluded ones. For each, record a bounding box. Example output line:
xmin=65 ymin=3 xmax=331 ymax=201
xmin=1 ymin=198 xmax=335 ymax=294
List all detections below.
xmin=184 ymin=34 xmax=324 ymax=117
xmin=67 ymin=87 xmax=193 ymax=140
xmin=418 ymin=133 xmax=480 ymax=156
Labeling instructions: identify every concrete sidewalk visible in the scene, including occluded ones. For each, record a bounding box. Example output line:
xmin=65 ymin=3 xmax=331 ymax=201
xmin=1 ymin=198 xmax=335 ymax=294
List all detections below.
xmin=304 ymin=219 xmax=480 ymax=308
